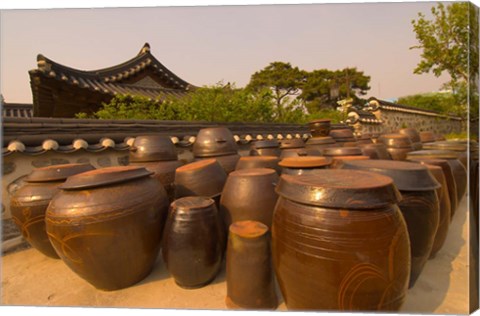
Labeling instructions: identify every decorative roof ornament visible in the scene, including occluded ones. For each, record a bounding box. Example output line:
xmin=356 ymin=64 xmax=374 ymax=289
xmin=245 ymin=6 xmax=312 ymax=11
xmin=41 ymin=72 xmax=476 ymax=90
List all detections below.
xmin=139 ymin=43 xmax=151 ymax=55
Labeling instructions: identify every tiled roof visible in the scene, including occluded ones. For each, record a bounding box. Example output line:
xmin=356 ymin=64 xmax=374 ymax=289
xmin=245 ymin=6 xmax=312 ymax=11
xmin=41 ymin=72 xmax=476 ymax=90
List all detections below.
xmin=368 ymin=97 xmax=462 ymax=120
xmin=2 ymin=103 xmax=33 ymax=118
xmin=3 ymin=117 xmax=314 ymax=157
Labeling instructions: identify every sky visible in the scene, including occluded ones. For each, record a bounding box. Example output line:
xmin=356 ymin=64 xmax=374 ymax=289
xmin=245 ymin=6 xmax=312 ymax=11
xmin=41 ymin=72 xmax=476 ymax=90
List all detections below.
xmin=0 ymin=0 xmax=455 ymax=104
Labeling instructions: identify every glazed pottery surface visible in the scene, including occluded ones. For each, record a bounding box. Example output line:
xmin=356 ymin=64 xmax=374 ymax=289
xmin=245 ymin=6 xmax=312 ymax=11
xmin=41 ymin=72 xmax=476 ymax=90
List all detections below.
xmin=398 ymin=128 xmax=421 ymax=143
xmin=129 ymin=160 xmax=184 ymax=202
xmin=359 ymin=143 xmax=391 ymax=160
xmin=162 ymin=196 xmax=223 ymax=289
xmin=419 ymin=131 xmax=436 ymax=143
xmin=339 ymin=159 xmax=440 ymax=288
xmin=329 ymin=128 xmax=354 ymax=139
xmin=407 ymin=157 xmax=458 ymax=218
xmin=322 ymin=146 xmax=363 ymax=157
xmin=305 ymin=136 xmax=338 ymax=153
xmin=330 ymin=155 xmax=370 ymax=169
xmin=10 ymin=163 xmax=95 ymax=259
xmin=174 ymin=159 xmax=227 ymax=199
xmin=250 ymin=140 xmax=281 ymax=157
xmin=272 ymin=171 xmax=409 ymax=311
xmin=279 ymin=156 xmax=332 ymax=176
xmin=129 ymin=135 xmax=177 ymax=162
xmin=226 ymin=220 xmax=277 ymax=310
xmin=279 ymin=148 xmax=321 ymax=159
xmin=308 ymin=119 xmax=331 ymax=137
xmin=195 ymin=154 xmax=240 ymax=174
xmin=235 ymin=156 xmax=281 ymax=174
xmin=46 ymin=166 xmax=169 ymax=290
xmin=193 ymin=127 xmax=238 ymax=157
xmin=279 ymin=138 xmax=305 ymax=149
xmin=220 ymin=168 xmax=278 ymax=229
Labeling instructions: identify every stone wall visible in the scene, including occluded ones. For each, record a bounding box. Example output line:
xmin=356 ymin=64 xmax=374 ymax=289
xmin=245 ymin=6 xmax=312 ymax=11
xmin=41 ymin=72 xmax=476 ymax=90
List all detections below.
xmin=352 ymin=107 xmax=464 ymax=135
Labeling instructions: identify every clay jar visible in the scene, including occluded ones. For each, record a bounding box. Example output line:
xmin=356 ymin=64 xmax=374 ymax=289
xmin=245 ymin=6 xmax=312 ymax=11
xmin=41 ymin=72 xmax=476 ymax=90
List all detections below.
xmin=322 ymin=146 xmax=363 ymax=157
xmin=305 ymin=136 xmax=339 ymax=154
xmin=250 ymin=140 xmax=281 ymax=157
xmin=174 ymin=159 xmax=227 ymax=201
xmin=340 ymin=160 xmax=440 ymax=288
xmin=330 ymin=155 xmax=370 ymax=169
xmin=413 ymin=162 xmax=451 ymax=258
xmin=419 ymin=131 xmax=436 ymax=143
xmin=193 ymin=127 xmax=240 ymax=174
xmin=10 ymin=163 xmax=95 ymax=259
xmin=406 ymin=150 xmax=467 ymax=203
xmin=359 ymin=143 xmax=391 ymax=160
xmin=128 ymin=135 xmax=183 ymax=201
xmin=226 ymin=221 xmax=277 ymax=310
xmin=279 ymin=156 xmax=332 ymax=176
xmin=407 ymin=157 xmax=458 ymax=218
xmin=308 ymin=119 xmax=331 ymax=137
xmin=328 ymin=128 xmax=356 ymax=146
xmin=398 ymin=128 xmax=423 ymax=151
xmin=377 ymin=133 xmax=414 ymax=161
xmin=272 ymin=171 xmax=409 ymax=311
xmin=235 ymin=156 xmax=281 ymax=174
xmin=162 ymin=196 xmax=223 ymax=289
xmin=423 ymin=141 xmax=468 ymax=169
xmin=220 ymin=168 xmax=278 ymax=229
xmin=46 ymin=166 xmax=169 ymax=290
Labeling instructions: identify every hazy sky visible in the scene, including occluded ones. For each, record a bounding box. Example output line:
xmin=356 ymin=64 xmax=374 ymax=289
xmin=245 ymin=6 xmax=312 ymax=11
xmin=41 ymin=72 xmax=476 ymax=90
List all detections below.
xmin=1 ymin=1 xmax=452 ymax=103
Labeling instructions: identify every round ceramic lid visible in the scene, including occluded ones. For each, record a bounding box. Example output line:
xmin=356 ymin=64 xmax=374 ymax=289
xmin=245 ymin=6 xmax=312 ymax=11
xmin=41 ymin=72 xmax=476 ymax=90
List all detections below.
xmin=171 ymin=196 xmax=215 ymax=213
xmin=229 ymin=220 xmax=269 ymax=238
xmin=322 ymin=146 xmax=363 ymax=156
xmin=26 ymin=163 xmax=95 ymax=183
xmin=229 ymin=168 xmax=277 ymax=177
xmin=129 ymin=135 xmax=178 ymax=162
xmin=279 ymin=156 xmax=331 ymax=168
xmin=60 ymin=166 xmax=153 ymax=190
xmin=276 ymin=170 xmax=401 ymax=209
xmin=340 ymin=159 xmax=440 ymax=191
xmin=279 ymin=138 xmax=305 ymax=149
xmin=406 ymin=149 xmax=459 ymax=160
xmin=238 ymin=156 xmax=279 ymax=163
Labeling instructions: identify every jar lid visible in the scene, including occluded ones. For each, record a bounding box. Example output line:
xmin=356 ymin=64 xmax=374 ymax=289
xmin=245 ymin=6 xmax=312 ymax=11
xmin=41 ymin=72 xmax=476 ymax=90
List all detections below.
xmin=279 ymin=156 xmax=331 ymax=168
xmin=378 ymin=134 xmax=413 ymax=148
xmin=406 ymin=149 xmax=459 ymax=160
xmin=26 ymin=163 xmax=95 ymax=183
xmin=60 ymin=166 xmax=153 ymax=190
xmin=229 ymin=220 xmax=268 ymax=238
xmin=229 ymin=168 xmax=277 ymax=177
xmin=276 ymin=170 xmax=401 ymax=209
xmin=170 ymin=196 xmax=215 ymax=213
xmin=340 ymin=159 xmax=440 ymax=191
xmin=322 ymin=146 xmax=363 ymax=157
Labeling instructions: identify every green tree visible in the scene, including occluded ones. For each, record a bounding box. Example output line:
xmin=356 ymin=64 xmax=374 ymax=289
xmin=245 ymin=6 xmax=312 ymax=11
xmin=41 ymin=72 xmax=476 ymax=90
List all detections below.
xmin=411 ymin=2 xmax=478 ymax=119
xmin=246 ymin=62 xmax=306 ymax=121
xmin=300 ymin=67 xmax=370 ymax=112
xmin=397 ymin=92 xmax=460 ymax=115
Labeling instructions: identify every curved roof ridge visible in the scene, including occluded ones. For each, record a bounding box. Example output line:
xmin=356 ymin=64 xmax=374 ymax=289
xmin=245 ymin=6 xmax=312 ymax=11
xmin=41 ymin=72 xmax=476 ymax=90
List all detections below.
xmin=33 ymin=43 xmax=194 ymax=88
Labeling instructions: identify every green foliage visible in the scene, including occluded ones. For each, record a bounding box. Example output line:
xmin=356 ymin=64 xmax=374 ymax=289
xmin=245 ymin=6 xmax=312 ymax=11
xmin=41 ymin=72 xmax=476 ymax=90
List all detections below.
xmin=397 ymin=91 xmax=461 ymax=115
xmin=300 ymin=67 xmax=370 ymax=112
xmin=306 ymin=108 xmax=344 ymax=124
xmin=246 ymin=62 xmax=306 ymax=121
xmin=411 ymin=2 xmax=478 ymax=119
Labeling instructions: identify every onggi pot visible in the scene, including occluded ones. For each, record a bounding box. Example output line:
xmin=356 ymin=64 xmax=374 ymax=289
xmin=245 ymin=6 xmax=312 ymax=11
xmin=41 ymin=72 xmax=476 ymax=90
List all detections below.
xmin=10 ymin=163 xmax=95 ymax=259
xmin=45 ymin=166 xmax=169 ymax=290
xmin=340 ymin=160 xmax=440 ymax=288
xmin=272 ymin=170 xmax=410 ymax=311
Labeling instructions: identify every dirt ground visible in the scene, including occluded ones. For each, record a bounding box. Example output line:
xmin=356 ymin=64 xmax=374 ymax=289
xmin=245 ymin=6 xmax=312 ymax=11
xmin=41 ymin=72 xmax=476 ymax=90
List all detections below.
xmin=0 ymin=196 xmax=472 ymax=314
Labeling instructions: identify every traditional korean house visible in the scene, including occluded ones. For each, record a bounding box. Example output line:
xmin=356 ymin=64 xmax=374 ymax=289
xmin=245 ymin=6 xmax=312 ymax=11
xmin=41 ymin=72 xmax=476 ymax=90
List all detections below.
xmin=28 ymin=43 xmax=195 ymax=118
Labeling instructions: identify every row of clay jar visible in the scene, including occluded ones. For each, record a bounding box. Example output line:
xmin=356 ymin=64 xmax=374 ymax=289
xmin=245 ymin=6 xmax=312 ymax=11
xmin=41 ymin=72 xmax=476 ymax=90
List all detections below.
xmin=9 ymin=126 xmax=474 ymax=311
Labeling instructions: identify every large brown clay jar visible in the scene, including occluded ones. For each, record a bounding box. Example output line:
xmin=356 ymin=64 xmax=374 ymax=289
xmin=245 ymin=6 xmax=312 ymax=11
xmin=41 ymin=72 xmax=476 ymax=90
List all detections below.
xmin=129 ymin=135 xmax=183 ymax=201
xmin=10 ymin=163 xmax=95 ymax=259
xmin=407 ymin=157 xmax=458 ymax=218
xmin=423 ymin=141 xmax=468 ymax=168
xmin=359 ymin=143 xmax=391 ymax=160
xmin=46 ymin=166 xmax=169 ymax=290
xmin=398 ymin=128 xmax=423 ymax=151
xmin=406 ymin=150 xmax=467 ymax=203
xmin=272 ymin=171 xmax=410 ymax=311
xmin=226 ymin=220 xmax=277 ymax=310
xmin=162 ymin=196 xmax=223 ymax=289
xmin=305 ymin=136 xmax=339 ymax=154
xmin=220 ymin=168 xmax=278 ymax=229
xmin=377 ymin=133 xmax=414 ymax=161
xmin=193 ymin=127 xmax=238 ymax=157
xmin=414 ymin=162 xmax=451 ymax=258
xmin=308 ymin=119 xmax=331 ymax=137
xmin=250 ymin=140 xmax=281 ymax=157
xmin=340 ymin=160 xmax=440 ymax=288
